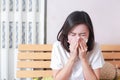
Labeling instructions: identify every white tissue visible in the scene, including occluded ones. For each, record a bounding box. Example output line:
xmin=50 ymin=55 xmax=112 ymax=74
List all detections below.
xmin=85 ymin=39 xmax=88 ymax=43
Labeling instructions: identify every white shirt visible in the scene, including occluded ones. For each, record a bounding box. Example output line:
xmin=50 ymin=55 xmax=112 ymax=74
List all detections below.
xmin=50 ymin=41 xmax=105 ymax=80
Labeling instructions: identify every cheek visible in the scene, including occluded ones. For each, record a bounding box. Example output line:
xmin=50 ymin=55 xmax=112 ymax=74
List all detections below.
xmin=67 ymin=35 xmax=75 ymax=44
xmin=68 ymin=35 xmax=73 ymax=44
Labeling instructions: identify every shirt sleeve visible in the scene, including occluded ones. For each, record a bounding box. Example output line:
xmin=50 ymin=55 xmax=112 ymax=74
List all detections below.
xmin=50 ymin=42 xmax=63 ymax=70
xmin=90 ymin=43 xmax=105 ymax=69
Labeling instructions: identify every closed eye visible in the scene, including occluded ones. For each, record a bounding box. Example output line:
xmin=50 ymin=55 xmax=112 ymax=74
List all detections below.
xmin=71 ymin=33 xmax=76 ymax=36
xmin=70 ymin=32 xmax=76 ymax=36
xmin=81 ymin=34 xmax=86 ymax=36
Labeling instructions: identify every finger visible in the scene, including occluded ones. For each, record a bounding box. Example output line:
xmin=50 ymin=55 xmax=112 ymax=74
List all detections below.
xmin=70 ymin=40 xmax=79 ymax=53
xmin=78 ymin=47 xmax=82 ymax=56
xmin=79 ymin=42 xmax=87 ymax=54
xmin=80 ymin=39 xmax=87 ymax=51
xmin=72 ymin=38 xmax=79 ymax=47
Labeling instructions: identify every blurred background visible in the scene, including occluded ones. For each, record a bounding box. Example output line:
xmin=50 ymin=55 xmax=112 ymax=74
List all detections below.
xmin=47 ymin=0 xmax=120 ymax=44
xmin=0 ymin=0 xmax=120 ymax=80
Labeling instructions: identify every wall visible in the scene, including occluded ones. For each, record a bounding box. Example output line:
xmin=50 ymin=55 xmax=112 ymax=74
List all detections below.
xmin=47 ymin=0 xmax=120 ymax=44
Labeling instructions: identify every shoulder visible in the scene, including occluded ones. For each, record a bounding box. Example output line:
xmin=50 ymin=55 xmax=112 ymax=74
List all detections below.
xmin=93 ymin=42 xmax=101 ymax=50
xmin=89 ymin=42 xmax=105 ymax=69
xmin=53 ymin=41 xmax=61 ymax=46
xmin=52 ymin=41 xmax=64 ymax=51
xmin=53 ymin=41 xmax=62 ymax=48
xmin=89 ymin=42 xmax=101 ymax=54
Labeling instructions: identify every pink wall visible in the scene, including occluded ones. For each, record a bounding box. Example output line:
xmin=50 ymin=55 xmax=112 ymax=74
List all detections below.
xmin=47 ymin=0 xmax=120 ymax=44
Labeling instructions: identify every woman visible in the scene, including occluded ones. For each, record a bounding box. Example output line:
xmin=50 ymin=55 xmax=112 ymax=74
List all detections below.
xmin=50 ymin=11 xmax=105 ymax=80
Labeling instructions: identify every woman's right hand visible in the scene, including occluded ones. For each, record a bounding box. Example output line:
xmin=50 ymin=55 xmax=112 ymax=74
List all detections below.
xmin=69 ymin=39 xmax=79 ymax=61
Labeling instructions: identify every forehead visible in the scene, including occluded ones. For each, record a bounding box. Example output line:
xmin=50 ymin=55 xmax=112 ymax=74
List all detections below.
xmin=70 ymin=24 xmax=89 ymax=33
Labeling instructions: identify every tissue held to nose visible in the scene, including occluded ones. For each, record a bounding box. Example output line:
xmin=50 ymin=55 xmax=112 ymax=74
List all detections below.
xmin=77 ymin=37 xmax=88 ymax=43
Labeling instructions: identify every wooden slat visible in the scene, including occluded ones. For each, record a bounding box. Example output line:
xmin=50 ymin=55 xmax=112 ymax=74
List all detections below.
xmin=17 ymin=61 xmax=51 ymax=68
xmin=17 ymin=44 xmax=53 ymax=78
xmin=18 ymin=52 xmax=51 ymax=60
xmin=18 ymin=44 xmax=52 ymax=51
xmin=17 ymin=70 xmax=52 ymax=78
xmin=103 ymin=53 xmax=120 ymax=59
xmin=101 ymin=45 xmax=120 ymax=51
xmin=101 ymin=45 xmax=120 ymax=69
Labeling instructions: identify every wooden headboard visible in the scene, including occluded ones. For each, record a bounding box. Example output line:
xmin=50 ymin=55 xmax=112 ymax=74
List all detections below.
xmin=16 ymin=44 xmax=53 ymax=79
xmin=101 ymin=45 xmax=120 ymax=68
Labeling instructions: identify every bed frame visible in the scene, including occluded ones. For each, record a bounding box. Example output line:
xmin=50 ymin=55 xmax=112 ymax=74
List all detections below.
xmin=16 ymin=44 xmax=120 ymax=79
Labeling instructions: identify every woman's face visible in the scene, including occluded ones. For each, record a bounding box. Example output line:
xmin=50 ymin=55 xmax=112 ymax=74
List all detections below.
xmin=68 ymin=24 xmax=89 ymax=44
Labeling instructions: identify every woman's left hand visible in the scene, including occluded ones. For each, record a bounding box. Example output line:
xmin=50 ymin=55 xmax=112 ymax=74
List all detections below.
xmin=78 ymin=38 xmax=88 ymax=60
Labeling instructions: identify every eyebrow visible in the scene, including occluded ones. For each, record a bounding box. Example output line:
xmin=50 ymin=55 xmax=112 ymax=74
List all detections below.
xmin=70 ymin=32 xmax=76 ymax=34
xmin=70 ymin=32 xmax=86 ymax=34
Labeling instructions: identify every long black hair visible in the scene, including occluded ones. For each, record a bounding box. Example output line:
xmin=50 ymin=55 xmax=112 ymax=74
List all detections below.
xmin=57 ymin=11 xmax=95 ymax=52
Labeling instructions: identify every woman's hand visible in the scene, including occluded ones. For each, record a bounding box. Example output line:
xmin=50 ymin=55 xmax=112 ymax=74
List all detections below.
xmin=69 ymin=38 xmax=79 ymax=61
xmin=78 ymin=38 xmax=88 ymax=60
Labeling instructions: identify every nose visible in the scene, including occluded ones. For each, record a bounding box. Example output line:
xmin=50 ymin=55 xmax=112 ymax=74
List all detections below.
xmin=76 ymin=36 xmax=80 ymax=41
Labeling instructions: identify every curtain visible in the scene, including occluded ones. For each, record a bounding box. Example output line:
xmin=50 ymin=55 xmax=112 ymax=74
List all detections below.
xmin=0 ymin=0 xmax=46 ymax=80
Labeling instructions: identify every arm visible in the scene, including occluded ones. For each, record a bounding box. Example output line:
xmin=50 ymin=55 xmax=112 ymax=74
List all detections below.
xmin=78 ymin=40 xmax=100 ymax=80
xmin=53 ymin=56 xmax=76 ymax=80
xmin=53 ymin=40 xmax=79 ymax=80
xmin=80 ymin=58 xmax=100 ymax=80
